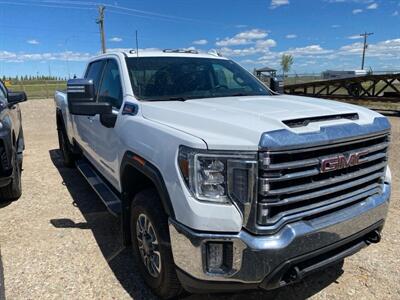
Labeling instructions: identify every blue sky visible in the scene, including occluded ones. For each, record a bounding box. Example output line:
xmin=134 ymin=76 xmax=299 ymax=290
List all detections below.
xmin=0 ymin=0 xmax=399 ymax=77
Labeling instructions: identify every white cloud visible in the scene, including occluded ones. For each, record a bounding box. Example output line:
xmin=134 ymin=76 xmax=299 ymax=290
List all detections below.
xmin=331 ymin=24 xmax=341 ymax=28
xmin=219 ymin=45 xmax=277 ymax=57
xmin=216 ymin=38 xmax=250 ymax=47
xmin=285 ymin=45 xmax=334 ymax=56
xmin=352 ymin=8 xmax=363 ymax=14
xmin=192 ymin=39 xmax=208 ymax=45
xmin=270 ymin=0 xmax=289 ymax=9
xmin=236 ymin=29 xmax=269 ymax=40
xmin=216 ymin=29 xmax=268 ymax=46
xmin=327 ymin=0 xmax=375 ymax=3
xmin=255 ymin=39 xmax=277 ymax=48
xmin=348 ymin=35 xmax=363 ymax=39
xmin=0 ymin=51 xmax=17 ymax=60
xmin=0 ymin=50 xmax=91 ymax=62
xmin=339 ymin=38 xmax=400 ymax=58
xmin=27 ymin=39 xmax=39 ymax=45
xmin=226 ymin=34 xmax=400 ymax=72
xmin=285 ymin=34 xmax=297 ymax=39
xmin=109 ymin=37 xmax=123 ymax=42
xmin=366 ymin=2 xmax=378 ymax=9
xmin=393 ymin=10 xmax=399 ymax=16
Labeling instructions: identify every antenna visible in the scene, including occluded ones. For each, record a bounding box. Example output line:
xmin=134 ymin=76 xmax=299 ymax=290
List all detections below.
xmin=135 ymin=30 xmax=142 ymax=96
xmin=135 ymin=30 xmax=139 ymax=58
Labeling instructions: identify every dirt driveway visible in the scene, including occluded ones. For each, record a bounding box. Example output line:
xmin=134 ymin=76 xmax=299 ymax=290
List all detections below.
xmin=0 ymin=99 xmax=399 ymax=300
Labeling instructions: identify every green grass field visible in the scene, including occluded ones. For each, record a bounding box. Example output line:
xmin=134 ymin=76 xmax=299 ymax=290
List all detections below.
xmin=6 ymin=80 xmax=66 ymax=99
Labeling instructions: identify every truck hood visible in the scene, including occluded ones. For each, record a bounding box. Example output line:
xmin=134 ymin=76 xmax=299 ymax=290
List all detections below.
xmin=140 ymin=95 xmax=382 ymax=150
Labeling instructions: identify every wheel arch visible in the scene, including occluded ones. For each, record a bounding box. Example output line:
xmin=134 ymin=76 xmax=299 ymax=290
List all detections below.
xmin=120 ymin=151 xmax=175 ymax=245
xmin=56 ymin=108 xmax=64 ymax=130
xmin=120 ymin=151 xmax=175 ymax=218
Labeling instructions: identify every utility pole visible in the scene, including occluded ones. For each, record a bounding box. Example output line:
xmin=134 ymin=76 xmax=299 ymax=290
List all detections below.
xmin=48 ymin=62 xmax=52 ymax=79
xmin=96 ymin=5 xmax=106 ymax=53
xmin=360 ymin=32 xmax=373 ymax=70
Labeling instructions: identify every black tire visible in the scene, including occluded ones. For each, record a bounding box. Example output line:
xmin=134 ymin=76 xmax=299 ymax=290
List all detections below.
xmin=57 ymin=125 xmax=75 ymax=167
xmin=131 ymin=189 xmax=182 ymax=299
xmin=0 ymin=145 xmax=22 ymax=201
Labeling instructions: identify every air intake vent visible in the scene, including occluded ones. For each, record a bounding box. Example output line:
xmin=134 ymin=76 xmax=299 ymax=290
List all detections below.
xmin=283 ymin=113 xmax=359 ymax=128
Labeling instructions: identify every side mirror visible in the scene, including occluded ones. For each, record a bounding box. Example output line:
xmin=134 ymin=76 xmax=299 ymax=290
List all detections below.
xmin=67 ymin=78 xmax=111 ymax=116
xmin=270 ymin=77 xmax=284 ymax=94
xmin=8 ymin=91 xmax=27 ymax=106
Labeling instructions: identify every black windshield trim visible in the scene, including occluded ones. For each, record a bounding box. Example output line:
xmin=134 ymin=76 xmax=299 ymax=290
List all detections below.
xmin=125 ymin=57 xmax=272 ymax=102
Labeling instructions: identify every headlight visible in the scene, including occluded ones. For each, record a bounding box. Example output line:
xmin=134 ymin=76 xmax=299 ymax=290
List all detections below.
xmin=178 ymin=146 xmax=257 ymax=204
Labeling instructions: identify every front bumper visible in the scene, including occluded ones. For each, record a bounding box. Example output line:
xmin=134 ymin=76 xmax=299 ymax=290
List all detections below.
xmin=169 ymin=183 xmax=391 ymax=292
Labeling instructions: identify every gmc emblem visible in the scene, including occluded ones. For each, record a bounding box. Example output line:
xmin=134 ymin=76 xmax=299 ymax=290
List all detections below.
xmin=320 ymin=150 xmax=369 ymax=173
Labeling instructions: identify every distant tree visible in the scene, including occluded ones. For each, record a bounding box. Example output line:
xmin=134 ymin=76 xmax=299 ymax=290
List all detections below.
xmin=1 ymin=75 xmax=5 ymax=81
xmin=281 ymin=54 xmax=294 ymax=78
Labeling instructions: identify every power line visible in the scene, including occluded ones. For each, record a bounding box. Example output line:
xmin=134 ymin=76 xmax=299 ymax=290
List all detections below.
xmin=360 ymin=32 xmax=374 ymax=70
xmin=0 ymin=0 xmax=226 ymax=25
xmin=0 ymin=1 xmax=95 ymax=11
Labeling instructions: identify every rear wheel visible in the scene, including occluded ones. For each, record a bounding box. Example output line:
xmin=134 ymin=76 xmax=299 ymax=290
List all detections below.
xmin=57 ymin=125 xmax=75 ymax=167
xmin=130 ymin=189 xmax=182 ymax=299
xmin=0 ymin=145 xmax=22 ymax=201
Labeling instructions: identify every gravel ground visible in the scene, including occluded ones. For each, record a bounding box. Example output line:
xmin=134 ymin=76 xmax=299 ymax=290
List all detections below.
xmin=0 ymin=99 xmax=398 ymax=300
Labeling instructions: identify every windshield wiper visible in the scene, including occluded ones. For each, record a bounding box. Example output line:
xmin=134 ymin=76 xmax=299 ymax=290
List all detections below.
xmin=167 ymin=97 xmax=187 ymax=101
xmin=142 ymin=96 xmax=188 ymax=102
xmin=211 ymin=93 xmax=259 ymax=98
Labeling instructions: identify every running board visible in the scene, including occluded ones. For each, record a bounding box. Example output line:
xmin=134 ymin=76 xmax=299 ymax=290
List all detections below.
xmin=76 ymin=160 xmax=121 ymax=217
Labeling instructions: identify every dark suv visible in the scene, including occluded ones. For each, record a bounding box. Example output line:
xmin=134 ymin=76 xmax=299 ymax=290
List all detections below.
xmin=0 ymin=80 xmax=27 ymax=202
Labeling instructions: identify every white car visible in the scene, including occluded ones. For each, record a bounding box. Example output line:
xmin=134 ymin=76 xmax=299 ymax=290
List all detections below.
xmin=54 ymin=49 xmax=391 ymax=299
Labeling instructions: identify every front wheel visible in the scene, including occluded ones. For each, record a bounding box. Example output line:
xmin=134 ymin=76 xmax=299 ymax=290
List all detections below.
xmin=130 ymin=189 xmax=182 ymax=299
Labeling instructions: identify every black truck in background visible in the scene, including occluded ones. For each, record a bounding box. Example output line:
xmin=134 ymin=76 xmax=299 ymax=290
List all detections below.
xmin=0 ymin=80 xmax=27 ymax=202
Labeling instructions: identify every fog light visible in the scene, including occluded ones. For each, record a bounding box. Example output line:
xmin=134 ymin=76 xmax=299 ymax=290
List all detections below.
xmin=207 ymin=243 xmax=224 ymax=271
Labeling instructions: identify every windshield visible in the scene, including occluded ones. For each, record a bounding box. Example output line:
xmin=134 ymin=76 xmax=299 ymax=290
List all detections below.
xmin=125 ymin=57 xmax=271 ymax=101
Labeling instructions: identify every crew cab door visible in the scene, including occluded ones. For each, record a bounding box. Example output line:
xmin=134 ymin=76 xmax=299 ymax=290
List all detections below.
xmin=72 ymin=59 xmax=106 ymax=159
xmin=87 ymin=58 xmax=123 ymax=188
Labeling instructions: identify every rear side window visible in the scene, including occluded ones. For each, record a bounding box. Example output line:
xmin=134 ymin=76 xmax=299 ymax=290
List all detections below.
xmin=85 ymin=60 xmax=106 ymax=96
xmin=98 ymin=60 xmax=123 ymax=109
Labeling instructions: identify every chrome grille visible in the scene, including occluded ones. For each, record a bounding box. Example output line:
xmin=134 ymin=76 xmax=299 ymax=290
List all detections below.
xmin=256 ymin=133 xmax=389 ymax=233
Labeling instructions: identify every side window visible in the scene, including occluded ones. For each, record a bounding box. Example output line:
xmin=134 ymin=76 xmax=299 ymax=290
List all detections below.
xmin=85 ymin=60 xmax=106 ymax=97
xmin=98 ymin=60 xmax=123 ymax=109
xmin=0 ymin=82 xmax=7 ymax=103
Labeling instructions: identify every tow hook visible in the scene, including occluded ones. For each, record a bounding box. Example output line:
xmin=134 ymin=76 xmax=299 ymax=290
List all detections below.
xmin=366 ymin=230 xmax=381 ymax=245
xmin=286 ymin=266 xmax=301 ymax=283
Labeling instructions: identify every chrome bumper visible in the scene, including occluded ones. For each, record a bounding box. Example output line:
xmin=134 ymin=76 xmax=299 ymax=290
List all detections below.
xmin=169 ymin=183 xmax=390 ymax=287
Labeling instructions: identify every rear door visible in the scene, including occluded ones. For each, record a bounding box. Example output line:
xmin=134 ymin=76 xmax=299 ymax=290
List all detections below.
xmin=72 ymin=59 xmax=106 ymax=159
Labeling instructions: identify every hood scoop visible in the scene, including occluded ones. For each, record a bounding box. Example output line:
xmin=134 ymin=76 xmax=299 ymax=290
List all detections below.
xmin=283 ymin=113 xmax=359 ymax=128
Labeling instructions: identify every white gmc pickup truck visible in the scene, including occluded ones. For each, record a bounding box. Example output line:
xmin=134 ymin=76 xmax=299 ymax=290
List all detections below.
xmin=54 ymin=49 xmax=392 ymax=299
